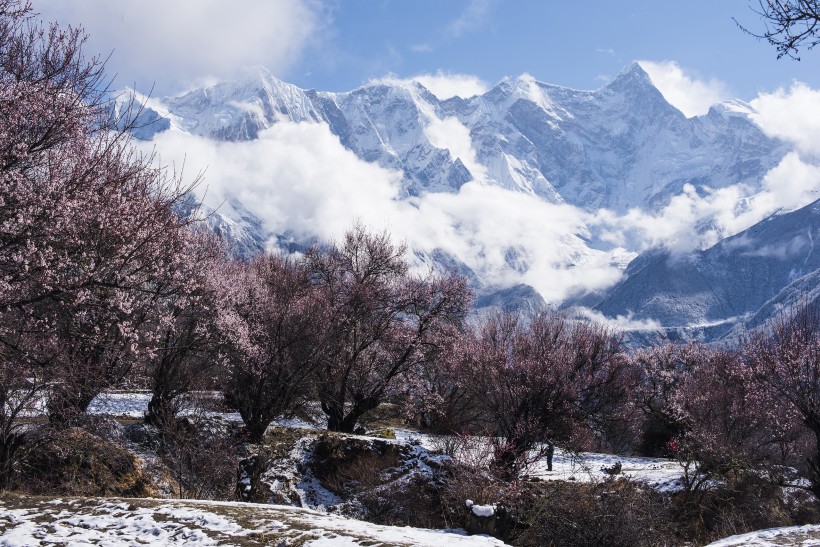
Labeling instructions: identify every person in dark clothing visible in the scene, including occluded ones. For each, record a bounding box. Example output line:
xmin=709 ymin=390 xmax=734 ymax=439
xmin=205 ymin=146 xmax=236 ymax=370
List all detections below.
xmin=546 ymin=441 xmax=555 ymax=471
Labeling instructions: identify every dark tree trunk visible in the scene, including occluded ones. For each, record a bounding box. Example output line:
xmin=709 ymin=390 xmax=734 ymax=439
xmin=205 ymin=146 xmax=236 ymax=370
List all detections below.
xmin=808 ymin=425 xmax=820 ymax=500
xmin=47 ymin=387 xmax=96 ymax=426
xmin=324 ymin=396 xmax=380 ymax=433
xmin=145 ymin=391 xmax=179 ymax=428
xmin=0 ymin=432 xmax=25 ymax=488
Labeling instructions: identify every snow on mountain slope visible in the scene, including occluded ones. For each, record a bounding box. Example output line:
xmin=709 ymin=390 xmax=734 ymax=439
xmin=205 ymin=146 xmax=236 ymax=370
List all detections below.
xmin=592 ymin=198 xmax=820 ymax=341
xmin=133 ymin=63 xmax=785 ymax=214
xmin=124 ymin=63 xmax=811 ymax=327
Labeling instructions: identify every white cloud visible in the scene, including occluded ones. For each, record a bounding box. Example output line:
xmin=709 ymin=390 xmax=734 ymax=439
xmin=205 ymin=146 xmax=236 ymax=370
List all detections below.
xmin=638 ymin=60 xmax=731 ymax=117
xmin=147 ymin=121 xmax=621 ymax=303
xmin=413 ymin=184 xmax=623 ymax=302
xmin=751 ymin=83 xmax=820 ymax=158
xmin=413 ymin=71 xmax=489 ymax=100
xmin=447 ymin=0 xmax=494 ymax=38
xmin=573 ymin=308 xmax=662 ymax=333
xmin=150 ymin=123 xmax=407 ymax=243
xmin=33 ymin=0 xmax=324 ymax=95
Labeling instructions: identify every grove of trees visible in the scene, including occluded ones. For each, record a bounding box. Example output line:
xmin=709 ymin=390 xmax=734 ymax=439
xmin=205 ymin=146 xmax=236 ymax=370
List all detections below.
xmin=5 ymin=5 xmax=820 ymax=534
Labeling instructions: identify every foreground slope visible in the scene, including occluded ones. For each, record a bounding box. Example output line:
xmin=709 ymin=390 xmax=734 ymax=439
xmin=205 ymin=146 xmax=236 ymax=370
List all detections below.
xmin=0 ymin=495 xmax=504 ymax=546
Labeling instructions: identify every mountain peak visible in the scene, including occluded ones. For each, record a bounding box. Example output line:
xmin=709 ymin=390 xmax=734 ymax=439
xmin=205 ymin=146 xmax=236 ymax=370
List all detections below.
xmin=606 ymin=62 xmax=654 ymax=90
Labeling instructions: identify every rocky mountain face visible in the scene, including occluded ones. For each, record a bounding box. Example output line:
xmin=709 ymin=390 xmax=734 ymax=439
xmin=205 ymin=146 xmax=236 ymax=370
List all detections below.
xmin=134 ymin=63 xmax=784 ymax=212
xmin=128 ymin=63 xmax=810 ymax=339
xmin=592 ymin=198 xmax=820 ymax=342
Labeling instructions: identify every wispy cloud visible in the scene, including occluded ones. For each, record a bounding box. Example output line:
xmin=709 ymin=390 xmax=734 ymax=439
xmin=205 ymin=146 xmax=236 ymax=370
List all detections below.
xmin=410 ymin=43 xmax=434 ymax=53
xmin=412 ymin=71 xmax=490 ymax=99
xmin=638 ymin=60 xmax=731 ymax=117
xmin=573 ymin=308 xmax=663 ymax=332
xmin=447 ymin=0 xmax=494 ymax=38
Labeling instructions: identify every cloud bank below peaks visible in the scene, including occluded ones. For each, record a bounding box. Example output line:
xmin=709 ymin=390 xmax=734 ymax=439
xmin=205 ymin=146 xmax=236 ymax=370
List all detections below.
xmin=590 ymin=149 xmax=820 ymax=257
xmin=144 ymin=70 xmax=820 ymax=307
xmin=148 ymin=122 xmax=622 ymax=304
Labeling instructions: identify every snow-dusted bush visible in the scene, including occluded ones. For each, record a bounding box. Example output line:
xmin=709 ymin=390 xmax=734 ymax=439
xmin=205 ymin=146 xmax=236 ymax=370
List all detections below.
xmin=158 ymin=415 xmax=238 ymax=500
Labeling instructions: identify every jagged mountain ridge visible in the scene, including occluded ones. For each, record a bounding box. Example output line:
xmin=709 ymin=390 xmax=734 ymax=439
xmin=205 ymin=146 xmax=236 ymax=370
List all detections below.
xmin=127 ymin=63 xmax=807 ymax=332
xmin=133 ymin=63 xmax=785 ymax=214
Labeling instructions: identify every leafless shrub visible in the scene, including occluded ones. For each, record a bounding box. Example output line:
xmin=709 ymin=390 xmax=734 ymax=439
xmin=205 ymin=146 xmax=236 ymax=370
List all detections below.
xmin=158 ymin=415 xmax=238 ymax=500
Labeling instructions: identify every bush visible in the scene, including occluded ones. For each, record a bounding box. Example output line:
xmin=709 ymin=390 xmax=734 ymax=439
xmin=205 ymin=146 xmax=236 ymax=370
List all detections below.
xmin=13 ymin=427 xmax=151 ymax=497
xmin=520 ymin=479 xmax=676 ymax=547
xmin=158 ymin=416 xmax=239 ymax=500
xmin=670 ymin=472 xmax=820 ymax=545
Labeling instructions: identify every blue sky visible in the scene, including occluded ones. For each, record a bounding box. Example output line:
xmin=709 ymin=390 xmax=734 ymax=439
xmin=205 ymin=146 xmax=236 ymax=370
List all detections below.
xmin=34 ymin=0 xmax=820 ymax=103
xmin=303 ymin=0 xmax=820 ymax=99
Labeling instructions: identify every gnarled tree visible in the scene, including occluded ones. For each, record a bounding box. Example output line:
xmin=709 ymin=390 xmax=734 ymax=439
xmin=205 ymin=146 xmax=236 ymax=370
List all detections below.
xmin=306 ymin=225 xmax=471 ymax=433
xmin=214 ymin=253 xmax=325 ymax=442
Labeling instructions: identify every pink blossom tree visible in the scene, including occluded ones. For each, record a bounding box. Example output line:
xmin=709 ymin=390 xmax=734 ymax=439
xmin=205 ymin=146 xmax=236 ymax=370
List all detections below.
xmin=214 ymin=253 xmax=325 ymax=442
xmin=0 ymin=0 xmax=199 ymax=425
xmin=460 ymin=311 xmax=631 ymax=477
xmin=672 ymin=347 xmax=801 ymax=492
xmin=631 ymin=343 xmax=700 ymax=456
xmin=746 ymin=304 xmax=820 ymax=497
xmin=306 ymin=225 xmax=472 ymax=433
xmin=142 ymin=229 xmax=224 ymax=427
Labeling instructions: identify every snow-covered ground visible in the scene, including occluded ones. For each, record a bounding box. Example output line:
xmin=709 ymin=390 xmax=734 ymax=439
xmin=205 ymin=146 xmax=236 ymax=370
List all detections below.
xmin=526 ymin=449 xmax=685 ymax=492
xmin=88 ymin=391 xmax=689 ymax=494
xmin=0 ymin=496 xmax=505 ymax=546
xmin=704 ymin=524 xmax=820 ymax=546
xmin=87 ymin=391 xmax=153 ymax=419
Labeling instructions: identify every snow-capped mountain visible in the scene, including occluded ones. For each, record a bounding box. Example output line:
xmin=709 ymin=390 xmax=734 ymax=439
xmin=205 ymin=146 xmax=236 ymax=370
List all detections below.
xmin=133 ymin=63 xmax=785 ymax=213
xmin=127 ymin=63 xmax=813 ymax=335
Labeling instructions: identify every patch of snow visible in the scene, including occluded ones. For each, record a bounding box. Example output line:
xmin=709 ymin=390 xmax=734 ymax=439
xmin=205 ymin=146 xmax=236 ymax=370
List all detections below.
xmin=705 ymin=524 xmax=820 ymax=546
xmin=0 ymin=497 xmax=505 ymax=546
xmin=525 ymin=447 xmax=685 ymax=493
xmin=87 ymin=392 xmax=151 ymax=418
xmin=470 ymin=504 xmax=496 ymax=518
